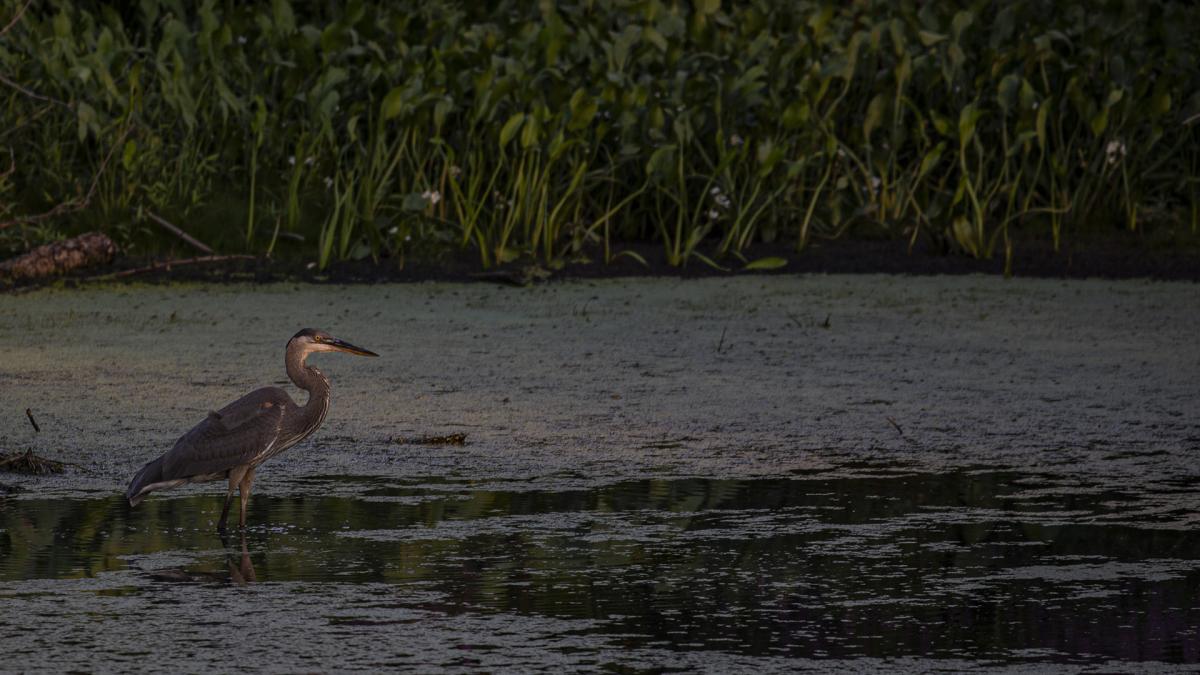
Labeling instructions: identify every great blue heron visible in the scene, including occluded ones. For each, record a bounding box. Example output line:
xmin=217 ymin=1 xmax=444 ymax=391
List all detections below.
xmin=125 ymin=328 xmax=378 ymax=531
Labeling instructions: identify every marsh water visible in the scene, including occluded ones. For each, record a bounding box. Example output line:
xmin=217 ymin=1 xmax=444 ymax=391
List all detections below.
xmin=2 ymin=277 xmax=1199 ymax=671
xmin=4 ymin=470 xmax=1199 ymax=670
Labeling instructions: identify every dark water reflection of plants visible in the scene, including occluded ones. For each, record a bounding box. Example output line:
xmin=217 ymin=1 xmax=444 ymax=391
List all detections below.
xmin=2 ymin=472 xmax=1199 ymax=664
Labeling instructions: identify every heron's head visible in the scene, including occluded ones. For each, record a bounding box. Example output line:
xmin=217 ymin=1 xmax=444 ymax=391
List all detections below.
xmin=289 ymin=328 xmax=379 ymax=357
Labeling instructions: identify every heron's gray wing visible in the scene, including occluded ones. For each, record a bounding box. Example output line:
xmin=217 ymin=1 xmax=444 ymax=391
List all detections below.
xmin=160 ymin=387 xmax=292 ymax=479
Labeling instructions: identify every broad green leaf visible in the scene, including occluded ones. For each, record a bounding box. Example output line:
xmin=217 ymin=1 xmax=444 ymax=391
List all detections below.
xmin=781 ymin=100 xmax=810 ymax=130
xmin=401 ymin=193 xmax=428 ymax=211
xmin=644 ymin=26 xmax=668 ymax=52
xmin=895 ymin=53 xmax=912 ymax=89
xmin=1036 ymin=101 xmax=1050 ymax=149
xmin=917 ymin=30 xmax=946 ymax=47
xmin=951 ymin=215 xmax=979 ymax=257
xmin=863 ymin=92 xmax=888 ymax=140
xmin=1019 ymin=78 xmax=1037 ymax=111
xmin=693 ymin=0 xmax=720 ymax=16
xmin=917 ymin=142 xmax=946 ymax=180
xmin=53 ymin=12 xmax=72 ymax=38
xmin=251 ymin=96 xmax=268 ymax=135
xmin=433 ymin=98 xmax=453 ymax=132
xmin=613 ymin=249 xmax=650 ymax=267
xmin=645 ymin=144 xmax=676 ymax=177
xmin=950 ymin=10 xmax=974 ymax=43
xmin=520 ymin=114 xmax=542 ymax=148
xmin=76 ymin=102 xmax=96 ymax=141
xmin=122 ymin=140 xmax=137 ymax=171
xmin=1151 ymin=90 xmax=1172 ymax=117
xmin=499 ymin=112 xmax=525 ymax=148
xmin=496 ymin=247 xmax=521 ymax=263
xmin=990 ymin=6 xmax=1015 ymax=48
xmin=931 ymin=112 xmax=952 ymax=137
xmin=888 ymin=19 xmax=906 ymax=57
xmin=756 ymin=140 xmax=784 ymax=177
xmin=567 ymin=89 xmax=598 ymax=131
xmin=743 ymin=257 xmax=788 ymax=271
xmin=381 ymin=86 xmax=406 ymax=120
xmin=957 ymin=102 xmax=983 ymax=145
xmin=996 ymin=74 xmax=1020 ymax=114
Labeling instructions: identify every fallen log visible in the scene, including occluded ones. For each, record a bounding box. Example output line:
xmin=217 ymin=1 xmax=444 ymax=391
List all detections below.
xmin=0 ymin=231 xmax=117 ymax=281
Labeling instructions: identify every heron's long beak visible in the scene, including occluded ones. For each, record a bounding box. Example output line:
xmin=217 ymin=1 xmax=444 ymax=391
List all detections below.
xmin=326 ymin=337 xmax=378 ymax=357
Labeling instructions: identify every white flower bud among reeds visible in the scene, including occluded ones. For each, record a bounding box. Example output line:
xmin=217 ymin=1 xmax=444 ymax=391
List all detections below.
xmin=422 ymin=190 xmax=442 ymax=205
xmin=1106 ymin=140 xmax=1126 ymax=166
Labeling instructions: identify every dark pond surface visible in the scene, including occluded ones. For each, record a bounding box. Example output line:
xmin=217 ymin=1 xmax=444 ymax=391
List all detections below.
xmin=2 ymin=470 xmax=1199 ymax=671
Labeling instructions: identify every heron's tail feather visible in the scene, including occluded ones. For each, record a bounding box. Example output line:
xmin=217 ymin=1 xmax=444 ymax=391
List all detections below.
xmin=126 ymin=456 xmax=167 ymax=507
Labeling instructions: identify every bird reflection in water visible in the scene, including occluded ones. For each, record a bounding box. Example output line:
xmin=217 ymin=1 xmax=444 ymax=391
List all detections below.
xmin=224 ymin=531 xmax=256 ymax=585
xmin=146 ymin=532 xmax=257 ymax=585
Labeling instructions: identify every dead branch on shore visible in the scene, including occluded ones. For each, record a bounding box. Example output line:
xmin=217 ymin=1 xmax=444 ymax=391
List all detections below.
xmin=145 ymin=210 xmax=214 ymax=254
xmin=98 ymin=254 xmax=257 ymax=279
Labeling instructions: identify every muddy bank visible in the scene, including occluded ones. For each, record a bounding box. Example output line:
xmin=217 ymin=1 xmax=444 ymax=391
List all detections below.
xmin=6 ymin=231 xmax=1200 ymax=290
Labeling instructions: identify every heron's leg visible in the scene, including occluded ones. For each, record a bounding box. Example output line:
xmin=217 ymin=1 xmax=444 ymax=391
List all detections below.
xmin=217 ymin=466 xmax=249 ymax=532
xmin=238 ymin=466 xmax=256 ymax=529
xmin=217 ymin=490 xmax=235 ymax=532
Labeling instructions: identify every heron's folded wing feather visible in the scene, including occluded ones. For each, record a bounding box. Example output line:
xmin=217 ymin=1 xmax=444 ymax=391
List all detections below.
xmin=161 ymin=391 xmax=289 ymax=479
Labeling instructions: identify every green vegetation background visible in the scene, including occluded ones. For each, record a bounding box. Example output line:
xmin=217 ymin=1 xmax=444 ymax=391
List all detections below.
xmin=1 ymin=0 xmax=1197 ymax=271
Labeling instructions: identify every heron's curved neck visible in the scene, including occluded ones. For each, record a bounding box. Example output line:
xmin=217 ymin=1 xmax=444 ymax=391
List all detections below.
xmin=285 ymin=342 xmax=331 ymax=407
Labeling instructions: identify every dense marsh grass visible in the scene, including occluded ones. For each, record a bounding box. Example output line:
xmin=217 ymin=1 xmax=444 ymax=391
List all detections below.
xmin=1 ymin=1 xmax=1197 ymax=271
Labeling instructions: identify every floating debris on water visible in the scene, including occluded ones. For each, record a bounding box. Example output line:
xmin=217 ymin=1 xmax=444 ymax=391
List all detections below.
xmin=393 ymin=433 xmax=468 ymax=446
xmin=0 ymin=449 xmax=68 ymax=475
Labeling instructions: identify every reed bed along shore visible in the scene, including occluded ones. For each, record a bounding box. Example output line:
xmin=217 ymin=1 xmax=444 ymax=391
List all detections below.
xmin=2 ymin=1 xmax=1197 ymax=274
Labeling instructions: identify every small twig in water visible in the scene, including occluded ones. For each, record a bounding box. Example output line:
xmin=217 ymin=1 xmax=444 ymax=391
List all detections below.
xmin=886 ymin=416 xmax=904 ymax=436
xmin=145 ymin=210 xmax=214 ymax=254
xmin=716 ymin=327 xmax=727 ymax=354
xmin=25 ymin=408 xmax=39 ymax=433
xmin=0 ymin=449 xmax=70 ymax=475
xmin=821 ymin=314 xmax=832 ymax=329
xmin=394 ymin=433 xmax=467 ymax=446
